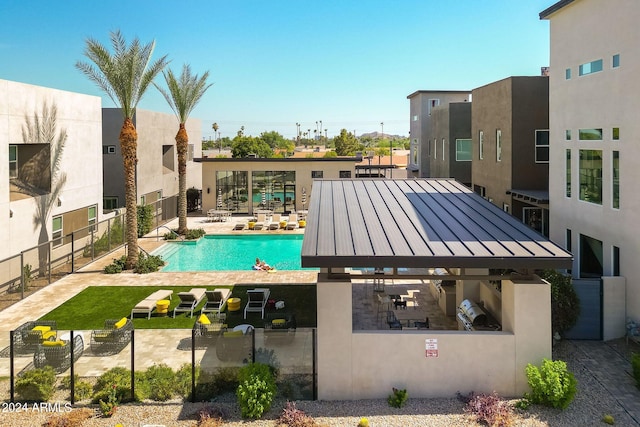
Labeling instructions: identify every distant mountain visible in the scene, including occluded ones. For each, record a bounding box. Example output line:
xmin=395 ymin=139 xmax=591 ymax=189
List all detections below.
xmin=359 ymin=131 xmax=406 ymax=140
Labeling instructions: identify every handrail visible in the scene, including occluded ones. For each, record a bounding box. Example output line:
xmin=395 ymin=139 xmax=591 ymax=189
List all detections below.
xmin=155 ymin=225 xmax=184 ymax=242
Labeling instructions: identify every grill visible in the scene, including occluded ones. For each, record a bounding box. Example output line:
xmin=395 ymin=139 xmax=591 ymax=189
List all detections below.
xmin=457 ymin=299 xmax=501 ymax=331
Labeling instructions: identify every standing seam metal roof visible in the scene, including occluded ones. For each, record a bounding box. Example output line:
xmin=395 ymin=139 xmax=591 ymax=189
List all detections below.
xmin=301 ymin=179 xmax=572 ymax=269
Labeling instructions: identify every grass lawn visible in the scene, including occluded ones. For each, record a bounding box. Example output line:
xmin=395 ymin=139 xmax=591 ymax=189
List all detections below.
xmin=40 ymin=284 xmax=317 ymax=330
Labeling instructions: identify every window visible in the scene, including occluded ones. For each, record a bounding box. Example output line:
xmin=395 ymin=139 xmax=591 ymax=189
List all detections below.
xmin=579 ymin=149 xmax=602 ymax=204
xmin=339 ymin=171 xmax=351 ymax=178
xmin=579 ymin=59 xmax=603 ymax=76
xmin=52 ymin=216 xmax=63 ymax=248
xmin=311 ymin=171 xmax=323 ymax=179
xmin=434 ymin=139 xmax=437 ymax=159
xmin=613 ymin=54 xmax=620 ymax=68
xmin=455 ymin=139 xmax=472 ymax=161
xmin=565 ymin=129 xmax=571 ymax=141
xmin=473 ymin=185 xmax=486 ymax=198
xmin=140 ymin=195 xmax=146 ymax=205
xmin=9 ymin=145 xmax=17 ymax=178
xmin=427 ymin=98 xmax=440 ymax=115
xmin=478 ymin=131 xmax=484 ymax=160
xmin=579 ymin=128 xmax=603 ymax=140
xmin=496 ymin=129 xmax=502 ymax=162
xmin=612 ymin=128 xmax=620 ymax=140
xmin=441 ymin=139 xmax=445 ymax=161
xmin=162 ymin=145 xmax=175 ymax=172
xmin=412 ymin=115 xmax=418 ymax=121
xmin=566 ymin=229 xmax=572 ymax=252
xmin=612 ymin=151 xmax=619 ymax=209
xmin=565 ymin=68 xmax=571 ymax=79
xmin=613 ymin=246 xmax=620 ymax=276
xmin=427 ymin=139 xmax=432 ymax=157
xmin=565 ymin=149 xmax=572 ymax=197
xmin=187 ymin=144 xmax=194 ymax=161
xmin=503 ymin=203 xmax=510 ymax=213
xmin=102 ymin=145 xmax=116 ymax=154
xmin=580 ymin=234 xmax=603 ymax=278
xmin=88 ymin=205 xmax=97 ymax=232
xmin=103 ymin=197 xmax=118 ymax=210
xmin=523 ymin=207 xmax=544 ymax=234
xmin=535 ymin=130 xmax=550 ymax=163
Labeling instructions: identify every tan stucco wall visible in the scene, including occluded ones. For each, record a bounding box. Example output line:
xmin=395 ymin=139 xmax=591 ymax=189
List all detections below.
xmin=316 ymin=274 xmax=551 ymax=399
xmin=602 ymin=276 xmax=626 ymax=341
xmin=547 ymin=0 xmax=640 ymax=330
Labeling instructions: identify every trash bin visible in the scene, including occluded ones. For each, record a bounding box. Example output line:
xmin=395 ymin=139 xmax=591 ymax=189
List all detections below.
xmin=227 ymin=298 xmax=241 ymax=312
xmin=156 ymin=300 xmax=170 ymax=316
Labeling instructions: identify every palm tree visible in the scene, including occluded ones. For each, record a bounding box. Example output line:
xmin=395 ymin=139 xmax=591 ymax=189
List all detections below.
xmin=76 ymin=30 xmax=168 ymax=269
xmin=154 ymin=64 xmax=212 ymax=235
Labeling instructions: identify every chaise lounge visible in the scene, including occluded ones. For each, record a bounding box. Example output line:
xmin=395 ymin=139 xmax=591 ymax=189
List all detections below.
xmin=13 ymin=320 xmax=58 ymax=351
xmin=201 ymin=288 xmax=232 ymax=315
xmin=244 ymin=288 xmax=270 ymax=319
xmin=173 ymin=288 xmax=207 ymax=318
xmin=131 ymin=289 xmax=173 ymax=319
xmin=33 ymin=333 xmax=84 ymax=373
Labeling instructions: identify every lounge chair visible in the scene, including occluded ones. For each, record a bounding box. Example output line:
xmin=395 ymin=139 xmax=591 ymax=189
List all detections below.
xmin=253 ymin=213 xmax=267 ymax=230
xmin=233 ymin=222 xmax=246 ymax=230
xmin=244 ymin=288 xmax=271 ymax=319
xmin=201 ymin=288 xmax=232 ymax=315
xmin=268 ymin=213 xmax=281 ymax=230
xmin=90 ymin=317 xmax=133 ymax=355
xmin=286 ymin=213 xmax=298 ymax=230
xmin=130 ymin=289 xmax=173 ymax=319
xmin=33 ymin=333 xmax=84 ymax=373
xmin=173 ymin=288 xmax=207 ymax=318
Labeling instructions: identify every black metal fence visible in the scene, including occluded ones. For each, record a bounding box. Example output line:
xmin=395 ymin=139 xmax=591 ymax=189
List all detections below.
xmin=1 ymin=326 xmax=316 ymax=404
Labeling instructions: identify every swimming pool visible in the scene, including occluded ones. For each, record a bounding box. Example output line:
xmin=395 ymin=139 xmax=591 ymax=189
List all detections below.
xmin=153 ymin=234 xmax=312 ymax=272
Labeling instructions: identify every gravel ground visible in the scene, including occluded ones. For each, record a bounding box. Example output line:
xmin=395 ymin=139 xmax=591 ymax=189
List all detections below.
xmin=2 ymin=339 xmax=638 ymax=427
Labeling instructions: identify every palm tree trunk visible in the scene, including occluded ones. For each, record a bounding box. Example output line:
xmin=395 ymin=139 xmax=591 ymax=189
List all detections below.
xmin=120 ymin=118 xmax=139 ymax=269
xmin=176 ymin=124 xmax=188 ymax=235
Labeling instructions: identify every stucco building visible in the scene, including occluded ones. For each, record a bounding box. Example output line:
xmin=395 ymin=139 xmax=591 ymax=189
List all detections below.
xmin=407 ymin=90 xmax=471 ymax=178
xmin=471 ymin=76 xmax=550 ymax=236
xmin=102 ymin=108 xmax=202 ymax=214
xmin=541 ymin=0 xmax=633 ymax=339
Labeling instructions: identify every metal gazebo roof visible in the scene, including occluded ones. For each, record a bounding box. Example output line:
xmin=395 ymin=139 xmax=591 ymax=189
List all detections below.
xmin=301 ymin=179 xmax=572 ymax=270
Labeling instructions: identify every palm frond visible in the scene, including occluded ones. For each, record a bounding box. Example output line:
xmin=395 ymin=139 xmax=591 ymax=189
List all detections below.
xmin=154 ymin=63 xmax=213 ymax=123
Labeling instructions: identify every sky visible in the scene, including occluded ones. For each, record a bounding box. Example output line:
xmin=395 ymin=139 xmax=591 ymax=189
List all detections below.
xmin=0 ymin=1 xmax=554 ymax=140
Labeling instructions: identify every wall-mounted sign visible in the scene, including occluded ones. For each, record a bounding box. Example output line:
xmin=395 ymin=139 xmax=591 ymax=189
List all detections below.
xmin=425 ymin=338 xmax=438 ymax=358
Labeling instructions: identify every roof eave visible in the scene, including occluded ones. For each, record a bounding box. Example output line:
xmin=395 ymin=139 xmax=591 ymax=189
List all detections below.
xmin=540 ymin=0 xmax=576 ymax=20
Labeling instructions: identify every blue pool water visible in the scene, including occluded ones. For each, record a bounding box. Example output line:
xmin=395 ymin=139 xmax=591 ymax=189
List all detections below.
xmin=153 ymin=234 xmax=311 ymax=272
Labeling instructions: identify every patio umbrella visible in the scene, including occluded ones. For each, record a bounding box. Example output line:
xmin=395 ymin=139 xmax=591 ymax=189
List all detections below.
xmin=217 ymin=189 xmax=223 ymax=209
xmin=261 ymin=189 xmax=266 ymax=208
xmin=302 ymin=187 xmax=307 ymax=210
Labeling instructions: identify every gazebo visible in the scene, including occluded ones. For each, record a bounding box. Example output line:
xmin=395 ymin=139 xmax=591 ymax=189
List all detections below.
xmin=302 ymin=178 xmax=572 ymax=400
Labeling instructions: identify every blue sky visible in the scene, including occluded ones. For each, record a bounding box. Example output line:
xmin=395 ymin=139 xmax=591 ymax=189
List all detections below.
xmin=0 ymin=1 xmax=553 ymax=139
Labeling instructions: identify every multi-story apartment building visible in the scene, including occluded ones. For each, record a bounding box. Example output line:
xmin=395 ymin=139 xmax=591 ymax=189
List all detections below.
xmin=2 ymin=79 xmax=103 ymax=262
xmin=471 ymin=76 xmax=550 ymax=236
xmin=427 ymin=102 xmax=472 ymax=187
xmin=102 ymin=109 xmax=202 ymax=214
xmin=407 ymin=90 xmax=471 ymax=178
xmin=541 ymin=0 xmax=634 ymax=339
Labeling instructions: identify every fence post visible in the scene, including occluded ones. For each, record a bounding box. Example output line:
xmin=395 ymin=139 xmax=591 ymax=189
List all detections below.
xmin=71 ymin=232 xmax=75 ymax=273
xmin=48 ymin=241 xmax=52 ymax=284
xmin=20 ymin=253 xmax=24 ymax=300
xmin=10 ymin=330 xmax=15 ymax=403
xmin=312 ymin=328 xmax=317 ymax=401
xmin=191 ymin=328 xmax=196 ymax=403
xmin=70 ymin=330 xmax=75 ymax=405
xmin=130 ymin=330 xmax=135 ymax=401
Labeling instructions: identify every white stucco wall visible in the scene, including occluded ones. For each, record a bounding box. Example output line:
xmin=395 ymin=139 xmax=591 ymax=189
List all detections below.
xmin=546 ymin=0 xmax=640 ymax=330
xmin=1 ymin=79 xmax=102 ymax=261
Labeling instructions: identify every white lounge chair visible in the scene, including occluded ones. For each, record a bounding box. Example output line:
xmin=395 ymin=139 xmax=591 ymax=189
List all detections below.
xmin=253 ymin=213 xmax=267 ymax=230
xmin=201 ymin=288 xmax=232 ymax=315
xmin=244 ymin=288 xmax=271 ymax=319
xmin=233 ymin=222 xmax=246 ymax=230
xmin=130 ymin=289 xmax=173 ymax=319
xmin=286 ymin=213 xmax=298 ymax=230
xmin=173 ymin=288 xmax=207 ymax=318
xmin=268 ymin=213 xmax=281 ymax=230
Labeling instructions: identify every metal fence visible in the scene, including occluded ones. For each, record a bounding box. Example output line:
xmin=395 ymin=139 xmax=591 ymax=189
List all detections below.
xmin=0 ymin=198 xmax=175 ymax=304
xmin=0 ymin=326 xmax=316 ymax=404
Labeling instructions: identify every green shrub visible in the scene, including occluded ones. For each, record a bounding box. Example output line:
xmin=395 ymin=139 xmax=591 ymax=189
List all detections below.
xmin=525 ymin=358 xmax=577 ymax=409
xmin=387 ymin=387 xmax=408 ymax=408
xmin=98 ymin=383 xmax=119 ymax=417
xmin=184 ymin=228 xmax=206 ymax=240
xmin=144 ymin=364 xmax=176 ymax=401
xmin=175 ymin=363 xmax=196 ymax=399
xmin=194 ymin=366 xmax=240 ymax=401
xmin=15 ymin=367 xmax=56 ymax=402
xmin=602 ymin=414 xmax=615 ymax=425
xmin=541 ymin=269 xmax=580 ymax=337
xmin=133 ymin=253 xmax=165 ymax=274
xmin=92 ymin=367 xmax=139 ymax=403
xmin=631 ymin=353 xmax=640 ymax=389
xmin=137 ymin=204 xmax=154 ymax=237
xmin=104 ymin=255 xmax=127 ymax=274
xmin=237 ymin=362 xmax=277 ymax=419
xmin=60 ymin=375 xmax=92 ymax=401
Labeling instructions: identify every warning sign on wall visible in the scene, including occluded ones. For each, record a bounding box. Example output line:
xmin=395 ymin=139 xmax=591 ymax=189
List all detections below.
xmin=425 ymin=338 xmax=438 ymax=358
